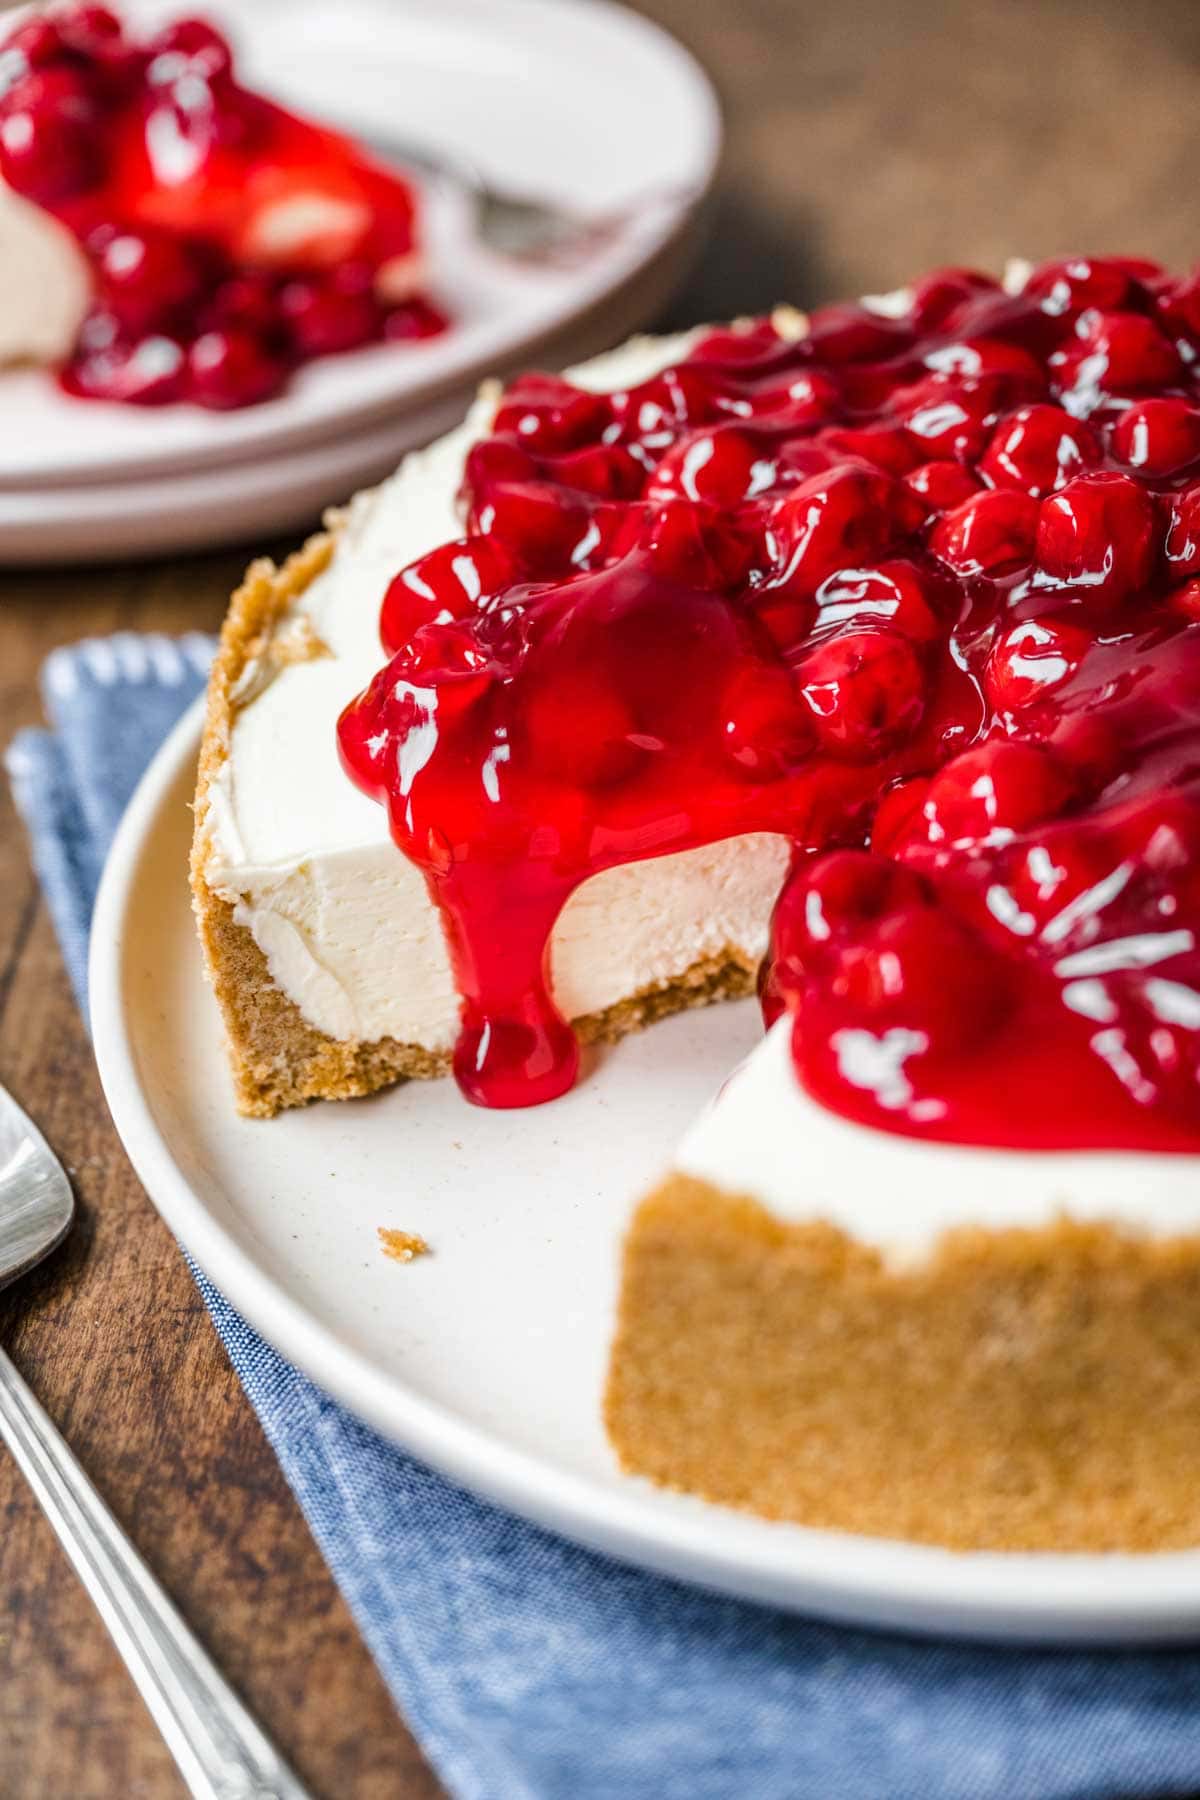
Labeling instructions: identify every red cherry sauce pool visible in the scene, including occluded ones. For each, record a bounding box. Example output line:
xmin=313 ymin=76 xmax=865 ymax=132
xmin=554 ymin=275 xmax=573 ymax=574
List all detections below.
xmin=0 ymin=5 xmax=446 ymax=408
xmin=340 ymin=257 xmax=1200 ymax=1147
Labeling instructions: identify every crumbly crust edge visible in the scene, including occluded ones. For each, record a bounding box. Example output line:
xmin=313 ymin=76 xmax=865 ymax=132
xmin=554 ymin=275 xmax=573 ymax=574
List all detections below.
xmin=605 ymin=1172 xmax=1200 ymax=1552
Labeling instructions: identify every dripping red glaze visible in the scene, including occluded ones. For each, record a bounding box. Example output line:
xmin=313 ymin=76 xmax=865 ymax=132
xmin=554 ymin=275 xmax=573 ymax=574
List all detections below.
xmin=0 ymin=4 xmax=446 ymax=407
xmin=340 ymin=257 xmax=1200 ymax=1146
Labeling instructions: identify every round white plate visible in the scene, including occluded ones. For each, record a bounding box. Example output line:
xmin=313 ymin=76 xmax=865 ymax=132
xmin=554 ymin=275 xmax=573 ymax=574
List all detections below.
xmin=90 ymin=702 xmax=1200 ymax=1646
xmin=0 ymin=0 xmax=719 ymax=492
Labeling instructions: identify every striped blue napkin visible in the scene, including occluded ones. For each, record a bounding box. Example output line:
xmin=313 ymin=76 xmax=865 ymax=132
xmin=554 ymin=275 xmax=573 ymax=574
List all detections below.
xmin=8 ymin=630 xmax=1200 ymax=1800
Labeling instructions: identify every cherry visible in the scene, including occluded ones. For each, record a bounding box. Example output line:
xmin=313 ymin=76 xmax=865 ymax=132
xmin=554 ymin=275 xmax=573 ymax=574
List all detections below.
xmin=640 ymin=500 xmax=754 ymax=591
xmin=1 ymin=17 xmax=65 ymax=73
xmin=1024 ymin=257 xmax=1138 ymax=318
xmin=1042 ymin=711 xmax=1124 ymax=792
xmin=547 ymin=444 xmax=645 ymax=501
xmin=720 ymin=663 xmax=812 ymax=777
xmin=931 ymin=488 xmax=1039 ymax=576
xmin=985 ymin=616 xmax=1092 ymax=711
xmin=372 ymin=630 xmax=494 ymax=740
xmin=1155 ymin=271 xmax=1200 ymax=360
xmin=204 ymin=272 xmax=283 ymax=338
xmin=89 ymin=225 xmax=206 ymax=334
xmin=814 ymin=560 xmax=944 ymax=641
xmin=804 ymin=302 xmax=914 ymax=365
xmin=977 ymin=404 xmax=1101 ymax=497
xmin=1111 ymin=398 xmax=1200 ymax=477
xmin=464 ymin=438 xmax=539 ymax=495
xmin=62 ymin=6 xmax=124 ymax=47
xmin=921 ymin=741 xmax=1074 ymax=845
xmin=761 ymin=463 xmax=925 ymax=599
xmin=1007 ymin=830 xmax=1116 ymax=932
xmin=1035 ymin=470 xmax=1157 ymax=607
xmin=0 ymin=68 xmax=99 ymax=202
xmin=814 ymin=424 xmax=919 ymax=475
xmin=690 ymin=318 xmax=787 ymax=366
xmin=870 ymin=778 xmax=932 ymax=855
xmin=47 ymin=6 xmax=130 ymax=77
xmin=796 ymin=626 xmax=926 ymax=759
xmin=908 ymin=267 xmax=999 ymax=329
xmin=771 ymin=849 xmax=931 ymax=973
xmin=748 ymin=369 xmax=841 ymax=432
xmin=903 ymin=461 xmax=981 ymax=513
xmin=1164 ymin=484 xmax=1200 ymax=578
xmin=391 ymin=618 xmax=492 ymax=690
xmin=187 ymin=328 xmax=287 ymax=409
xmin=280 ymin=269 xmax=379 ymax=357
xmin=146 ymin=16 xmax=233 ymax=82
xmin=923 ymin=337 xmax=1044 ymax=386
xmin=608 ymin=364 xmax=723 ymax=439
xmin=830 ymin=904 xmax=1007 ymax=1053
xmin=380 ymin=537 xmax=514 ymax=656
xmin=475 ymin=478 xmax=591 ymax=576
xmin=646 ymin=426 xmax=774 ymax=506
xmin=894 ymin=371 xmax=1040 ymax=463
xmin=1054 ymin=309 xmax=1181 ymax=406
xmin=1168 ymin=578 xmax=1200 ymax=621
xmin=382 ymin=299 xmax=449 ymax=342
xmin=61 ymin=330 xmax=186 ymax=405
xmin=492 ymin=375 xmax=610 ymax=453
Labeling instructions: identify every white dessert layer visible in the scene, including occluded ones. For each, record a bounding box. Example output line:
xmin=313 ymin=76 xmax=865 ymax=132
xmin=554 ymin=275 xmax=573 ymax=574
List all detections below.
xmin=0 ymin=182 xmax=92 ymax=367
xmin=676 ymin=1016 xmax=1200 ymax=1265
xmin=203 ymin=329 xmax=792 ymax=1048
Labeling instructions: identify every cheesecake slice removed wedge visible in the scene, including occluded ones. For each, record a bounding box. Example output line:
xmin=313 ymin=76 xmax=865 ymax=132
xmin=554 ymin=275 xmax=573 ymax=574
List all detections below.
xmin=605 ymin=1012 xmax=1200 ymax=1553
xmin=0 ymin=2 xmax=440 ymax=407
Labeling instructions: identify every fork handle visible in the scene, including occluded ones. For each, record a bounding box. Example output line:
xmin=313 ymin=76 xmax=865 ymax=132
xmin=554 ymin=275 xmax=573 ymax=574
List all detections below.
xmin=0 ymin=1344 xmax=311 ymax=1800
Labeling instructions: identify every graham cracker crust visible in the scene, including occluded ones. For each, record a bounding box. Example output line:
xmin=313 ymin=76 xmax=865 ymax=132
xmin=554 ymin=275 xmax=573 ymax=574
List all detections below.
xmin=190 ymin=518 xmax=758 ymax=1117
xmin=605 ymin=1174 xmax=1200 ymax=1552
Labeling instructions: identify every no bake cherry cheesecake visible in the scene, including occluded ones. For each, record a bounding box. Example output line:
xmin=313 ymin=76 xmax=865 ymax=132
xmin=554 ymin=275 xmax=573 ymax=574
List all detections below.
xmin=0 ymin=3 xmax=443 ymax=407
xmin=196 ymin=254 xmax=1200 ymax=1547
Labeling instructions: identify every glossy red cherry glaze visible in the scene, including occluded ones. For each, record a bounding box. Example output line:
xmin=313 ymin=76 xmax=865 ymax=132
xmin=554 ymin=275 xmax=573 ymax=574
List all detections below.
xmin=340 ymin=257 xmax=1200 ymax=1144
xmin=0 ymin=4 xmax=445 ymax=407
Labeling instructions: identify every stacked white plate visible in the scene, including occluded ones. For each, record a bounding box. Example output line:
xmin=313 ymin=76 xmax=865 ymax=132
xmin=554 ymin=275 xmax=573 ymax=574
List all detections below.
xmin=0 ymin=0 xmax=720 ymax=563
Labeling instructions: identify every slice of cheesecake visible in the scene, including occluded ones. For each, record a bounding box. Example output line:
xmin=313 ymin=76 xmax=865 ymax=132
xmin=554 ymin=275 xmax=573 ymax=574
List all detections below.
xmin=0 ymin=3 xmax=438 ymax=407
xmin=191 ymin=331 xmax=791 ymax=1116
xmin=605 ymin=1013 xmax=1200 ymax=1552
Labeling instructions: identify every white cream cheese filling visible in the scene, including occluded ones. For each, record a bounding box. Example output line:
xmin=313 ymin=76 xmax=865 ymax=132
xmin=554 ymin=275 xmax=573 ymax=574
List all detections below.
xmin=676 ymin=1015 xmax=1200 ymax=1264
xmin=0 ymin=181 xmax=92 ymax=368
xmin=203 ymin=328 xmax=792 ymax=1047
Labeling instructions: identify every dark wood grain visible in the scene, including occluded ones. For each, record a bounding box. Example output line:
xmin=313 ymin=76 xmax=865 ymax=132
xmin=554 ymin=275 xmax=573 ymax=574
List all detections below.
xmin=2 ymin=2 xmax=1198 ymax=1792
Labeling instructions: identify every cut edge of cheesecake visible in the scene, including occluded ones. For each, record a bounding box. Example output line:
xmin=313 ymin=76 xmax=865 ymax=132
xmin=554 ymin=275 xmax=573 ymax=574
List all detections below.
xmin=605 ymin=1171 xmax=1200 ymax=1552
xmin=189 ymin=509 xmax=759 ymax=1118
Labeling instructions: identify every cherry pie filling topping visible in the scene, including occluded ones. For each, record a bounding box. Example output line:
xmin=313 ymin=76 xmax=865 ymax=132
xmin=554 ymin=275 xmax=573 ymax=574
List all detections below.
xmin=0 ymin=4 xmax=446 ymax=407
xmin=340 ymin=257 xmax=1200 ymax=1147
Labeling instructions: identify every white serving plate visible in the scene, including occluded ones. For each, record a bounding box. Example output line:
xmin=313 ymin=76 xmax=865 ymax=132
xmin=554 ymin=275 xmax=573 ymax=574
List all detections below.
xmin=89 ymin=701 xmax=1200 ymax=1645
xmin=0 ymin=0 xmax=719 ymax=493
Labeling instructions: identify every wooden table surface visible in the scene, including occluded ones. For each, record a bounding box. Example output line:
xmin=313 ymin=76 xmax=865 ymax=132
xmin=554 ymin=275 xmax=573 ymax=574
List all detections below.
xmin=2 ymin=1 xmax=1198 ymax=1793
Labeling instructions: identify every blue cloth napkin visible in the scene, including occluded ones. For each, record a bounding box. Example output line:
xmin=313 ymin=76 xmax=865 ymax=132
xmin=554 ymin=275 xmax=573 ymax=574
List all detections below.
xmin=10 ymin=631 xmax=1200 ymax=1800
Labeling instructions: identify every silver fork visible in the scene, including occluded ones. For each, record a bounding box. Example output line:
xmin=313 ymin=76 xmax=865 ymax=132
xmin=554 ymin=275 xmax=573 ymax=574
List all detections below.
xmin=369 ymin=130 xmax=683 ymax=265
xmin=0 ymin=1081 xmax=311 ymax=1800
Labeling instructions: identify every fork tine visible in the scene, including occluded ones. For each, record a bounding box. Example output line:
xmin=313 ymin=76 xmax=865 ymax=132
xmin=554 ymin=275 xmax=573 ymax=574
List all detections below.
xmin=0 ymin=1083 xmax=74 ymax=1291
